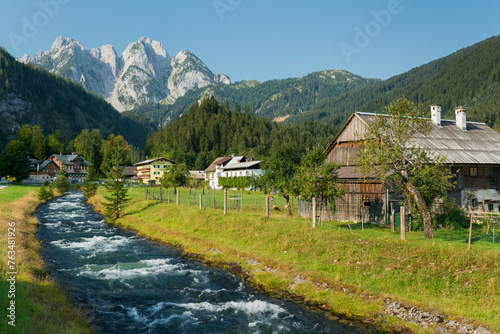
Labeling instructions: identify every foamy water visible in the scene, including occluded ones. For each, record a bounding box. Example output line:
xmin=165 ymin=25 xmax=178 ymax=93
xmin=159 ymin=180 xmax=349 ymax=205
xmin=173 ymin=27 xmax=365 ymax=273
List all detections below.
xmin=37 ymin=191 xmax=367 ymax=333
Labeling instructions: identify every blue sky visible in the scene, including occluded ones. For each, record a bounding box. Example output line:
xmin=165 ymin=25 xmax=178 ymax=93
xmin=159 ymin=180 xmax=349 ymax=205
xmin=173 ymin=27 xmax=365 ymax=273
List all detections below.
xmin=1 ymin=0 xmax=499 ymax=82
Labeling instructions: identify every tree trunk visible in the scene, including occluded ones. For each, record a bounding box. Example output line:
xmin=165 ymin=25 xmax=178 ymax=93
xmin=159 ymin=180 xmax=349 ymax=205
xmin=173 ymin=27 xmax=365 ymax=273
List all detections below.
xmin=403 ymin=181 xmax=433 ymax=239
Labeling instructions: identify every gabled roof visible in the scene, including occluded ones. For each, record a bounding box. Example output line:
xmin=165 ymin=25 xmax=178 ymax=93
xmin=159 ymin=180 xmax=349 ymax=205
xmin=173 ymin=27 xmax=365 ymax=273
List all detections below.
xmin=327 ymin=112 xmax=500 ymax=165
xmin=123 ymin=166 xmax=138 ymax=176
xmin=204 ymin=156 xmax=232 ymax=172
xmin=133 ymin=157 xmax=176 ymax=166
xmin=223 ymin=160 xmax=261 ymax=171
xmin=51 ymin=154 xmax=91 ymax=166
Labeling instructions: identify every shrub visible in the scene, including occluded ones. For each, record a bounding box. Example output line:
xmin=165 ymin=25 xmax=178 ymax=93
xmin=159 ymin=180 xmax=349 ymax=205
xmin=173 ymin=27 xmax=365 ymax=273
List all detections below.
xmin=434 ymin=199 xmax=469 ymax=230
xmin=37 ymin=184 xmax=54 ymax=202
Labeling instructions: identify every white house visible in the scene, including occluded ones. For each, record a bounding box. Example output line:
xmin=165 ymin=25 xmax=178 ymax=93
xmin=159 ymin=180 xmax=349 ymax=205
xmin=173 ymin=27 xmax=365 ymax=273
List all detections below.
xmin=205 ymin=155 xmax=262 ymax=189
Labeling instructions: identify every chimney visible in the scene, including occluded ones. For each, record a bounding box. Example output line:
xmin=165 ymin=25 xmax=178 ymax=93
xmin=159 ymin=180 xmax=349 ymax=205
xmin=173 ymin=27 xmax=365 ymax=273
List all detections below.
xmin=430 ymin=105 xmax=441 ymax=126
xmin=455 ymin=106 xmax=467 ymax=131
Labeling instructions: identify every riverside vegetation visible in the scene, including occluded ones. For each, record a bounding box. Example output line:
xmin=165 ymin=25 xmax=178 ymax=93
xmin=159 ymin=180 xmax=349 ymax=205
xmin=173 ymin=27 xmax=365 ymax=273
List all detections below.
xmin=0 ymin=185 xmax=92 ymax=334
xmin=88 ymin=187 xmax=499 ymax=333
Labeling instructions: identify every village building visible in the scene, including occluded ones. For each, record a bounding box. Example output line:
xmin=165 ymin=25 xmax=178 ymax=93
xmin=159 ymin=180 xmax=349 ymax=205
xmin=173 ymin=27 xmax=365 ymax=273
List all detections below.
xmin=48 ymin=153 xmax=91 ymax=183
xmin=205 ymin=155 xmax=262 ymax=189
xmin=205 ymin=156 xmax=232 ymax=189
xmin=27 ymin=154 xmax=60 ymax=182
xmin=123 ymin=166 xmax=139 ymax=182
xmin=302 ymin=106 xmax=500 ymax=223
xmin=134 ymin=157 xmax=176 ymax=185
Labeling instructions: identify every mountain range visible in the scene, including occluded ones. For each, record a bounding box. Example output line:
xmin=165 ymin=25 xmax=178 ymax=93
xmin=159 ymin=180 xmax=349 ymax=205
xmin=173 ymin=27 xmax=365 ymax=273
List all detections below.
xmin=19 ymin=36 xmax=230 ymax=111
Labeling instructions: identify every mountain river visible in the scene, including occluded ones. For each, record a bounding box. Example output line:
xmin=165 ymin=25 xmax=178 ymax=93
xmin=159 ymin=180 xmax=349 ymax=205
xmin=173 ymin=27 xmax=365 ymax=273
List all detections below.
xmin=36 ymin=191 xmax=371 ymax=333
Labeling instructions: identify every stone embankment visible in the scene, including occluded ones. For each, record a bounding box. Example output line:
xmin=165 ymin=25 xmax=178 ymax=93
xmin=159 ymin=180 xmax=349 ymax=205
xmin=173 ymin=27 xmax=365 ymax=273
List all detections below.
xmin=385 ymin=300 xmax=496 ymax=334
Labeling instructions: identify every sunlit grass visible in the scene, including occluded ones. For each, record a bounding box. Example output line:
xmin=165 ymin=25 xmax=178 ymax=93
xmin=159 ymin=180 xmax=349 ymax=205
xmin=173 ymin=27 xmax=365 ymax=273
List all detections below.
xmin=90 ymin=186 xmax=500 ymax=332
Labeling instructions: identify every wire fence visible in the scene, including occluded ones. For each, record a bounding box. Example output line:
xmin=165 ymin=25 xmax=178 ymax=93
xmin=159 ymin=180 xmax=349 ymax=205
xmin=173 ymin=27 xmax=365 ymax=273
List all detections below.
xmin=141 ymin=187 xmax=296 ymax=216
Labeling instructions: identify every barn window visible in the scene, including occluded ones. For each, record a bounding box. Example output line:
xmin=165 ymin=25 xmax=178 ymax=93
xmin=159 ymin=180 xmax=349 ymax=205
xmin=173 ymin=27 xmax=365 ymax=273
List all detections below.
xmin=471 ymin=198 xmax=477 ymax=207
xmin=488 ymin=203 xmax=494 ymax=211
xmin=469 ymin=167 xmax=478 ymax=177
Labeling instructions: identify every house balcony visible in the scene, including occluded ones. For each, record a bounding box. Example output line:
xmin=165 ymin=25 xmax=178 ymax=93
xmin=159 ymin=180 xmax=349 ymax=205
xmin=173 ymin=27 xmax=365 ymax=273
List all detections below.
xmin=138 ymin=175 xmax=150 ymax=178
xmin=137 ymin=168 xmax=150 ymax=172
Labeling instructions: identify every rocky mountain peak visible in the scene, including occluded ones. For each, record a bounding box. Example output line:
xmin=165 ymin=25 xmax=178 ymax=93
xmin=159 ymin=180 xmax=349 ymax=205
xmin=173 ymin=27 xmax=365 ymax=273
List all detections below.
xmin=19 ymin=36 xmax=231 ymax=111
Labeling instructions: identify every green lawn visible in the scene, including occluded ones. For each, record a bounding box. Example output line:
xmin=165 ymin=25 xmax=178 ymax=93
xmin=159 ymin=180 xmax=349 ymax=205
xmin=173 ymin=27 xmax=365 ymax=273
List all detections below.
xmin=0 ymin=185 xmax=39 ymax=205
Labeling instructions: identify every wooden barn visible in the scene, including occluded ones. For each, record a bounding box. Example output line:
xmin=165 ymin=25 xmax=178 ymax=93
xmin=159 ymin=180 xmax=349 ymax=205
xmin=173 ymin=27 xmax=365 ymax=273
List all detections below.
xmin=299 ymin=106 xmax=500 ymax=223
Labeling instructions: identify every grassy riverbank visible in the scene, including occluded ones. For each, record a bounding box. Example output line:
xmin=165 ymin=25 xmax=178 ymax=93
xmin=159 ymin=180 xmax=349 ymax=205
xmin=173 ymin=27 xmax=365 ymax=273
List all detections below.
xmin=0 ymin=185 xmax=93 ymax=334
xmin=90 ymin=187 xmax=500 ymax=333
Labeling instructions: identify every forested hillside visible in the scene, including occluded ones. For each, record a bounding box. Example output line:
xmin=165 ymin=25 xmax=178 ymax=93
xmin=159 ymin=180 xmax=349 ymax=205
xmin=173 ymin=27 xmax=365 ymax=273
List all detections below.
xmin=133 ymin=70 xmax=379 ymax=126
xmin=145 ymin=97 xmax=340 ymax=169
xmin=296 ymin=36 xmax=500 ymax=128
xmin=0 ymin=47 xmax=156 ymax=150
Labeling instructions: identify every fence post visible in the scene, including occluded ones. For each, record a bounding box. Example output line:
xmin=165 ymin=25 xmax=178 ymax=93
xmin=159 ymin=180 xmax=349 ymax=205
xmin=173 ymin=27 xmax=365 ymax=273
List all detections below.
xmin=160 ymin=187 xmax=162 ymax=203
xmin=188 ymin=189 xmax=191 ymax=206
xmin=265 ymin=196 xmax=270 ymax=219
xmin=468 ymin=206 xmax=473 ymax=250
xmin=176 ymin=190 xmax=180 ymax=206
xmin=224 ymin=189 xmax=227 ymax=215
xmin=199 ymin=194 xmax=202 ymax=210
xmin=168 ymin=190 xmax=170 ymax=204
xmin=400 ymin=206 xmax=406 ymax=240
xmin=213 ymin=189 xmax=216 ymax=209
xmin=312 ymin=197 xmax=316 ymax=228
xmin=145 ymin=188 xmax=148 ymax=200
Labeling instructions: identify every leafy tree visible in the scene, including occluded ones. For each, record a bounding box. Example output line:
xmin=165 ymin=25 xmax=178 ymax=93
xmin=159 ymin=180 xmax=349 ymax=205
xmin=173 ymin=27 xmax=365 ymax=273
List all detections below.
xmin=100 ymin=134 xmax=131 ymax=174
xmin=355 ymin=97 xmax=454 ymax=239
xmin=47 ymin=130 xmax=66 ymax=154
xmin=161 ymin=163 xmax=188 ymax=192
xmin=261 ymin=144 xmax=302 ymax=214
xmin=73 ymin=129 xmax=103 ymax=171
xmin=293 ymin=148 xmax=344 ymax=214
xmin=54 ymin=166 xmax=71 ymax=194
xmin=102 ymin=165 xmax=130 ymax=221
xmin=0 ymin=140 xmax=29 ymax=182
xmin=15 ymin=124 xmax=48 ymax=159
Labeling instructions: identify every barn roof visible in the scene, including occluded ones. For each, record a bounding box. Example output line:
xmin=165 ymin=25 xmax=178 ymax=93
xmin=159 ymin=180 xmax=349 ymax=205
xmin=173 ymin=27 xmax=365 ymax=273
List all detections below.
xmin=327 ymin=112 xmax=500 ymax=165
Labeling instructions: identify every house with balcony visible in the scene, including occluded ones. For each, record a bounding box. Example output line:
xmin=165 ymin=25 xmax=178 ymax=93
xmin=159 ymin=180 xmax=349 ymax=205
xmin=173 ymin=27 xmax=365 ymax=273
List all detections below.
xmin=48 ymin=153 xmax=91 ymax=182
xmin=134 ymin=157 xmax=176 ymax=185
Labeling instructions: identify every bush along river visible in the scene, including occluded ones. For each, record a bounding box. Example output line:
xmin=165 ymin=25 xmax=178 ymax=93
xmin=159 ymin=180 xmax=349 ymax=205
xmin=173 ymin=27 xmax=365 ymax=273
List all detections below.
xmin=37 ymin=192 xmax=372 ymax=333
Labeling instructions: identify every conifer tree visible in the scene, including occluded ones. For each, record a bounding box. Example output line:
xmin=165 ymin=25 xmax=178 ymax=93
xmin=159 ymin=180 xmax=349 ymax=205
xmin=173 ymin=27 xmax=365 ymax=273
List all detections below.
xmin=102 ymin=165 xmax=130 ymax=221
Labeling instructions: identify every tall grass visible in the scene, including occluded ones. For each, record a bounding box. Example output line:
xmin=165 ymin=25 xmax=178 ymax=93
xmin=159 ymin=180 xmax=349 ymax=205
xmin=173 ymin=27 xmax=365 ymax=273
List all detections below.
xmin=0 ymin=186 xmax=93 ymax=334
xmin=91 ymin=187 xmax=500 ymax=332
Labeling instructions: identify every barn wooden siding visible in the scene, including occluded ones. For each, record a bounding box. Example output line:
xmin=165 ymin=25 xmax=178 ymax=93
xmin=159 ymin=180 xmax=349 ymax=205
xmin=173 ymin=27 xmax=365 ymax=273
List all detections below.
xmin=298 ymin=181 xmax=388 ymax=224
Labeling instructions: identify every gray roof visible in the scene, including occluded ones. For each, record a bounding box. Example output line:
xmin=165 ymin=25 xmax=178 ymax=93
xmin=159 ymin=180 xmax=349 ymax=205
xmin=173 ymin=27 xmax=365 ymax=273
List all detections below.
xmin=204 ymin=157 xmax=232 ymax=172
xmin=354 ymin=112 xmax=500 ymax=165
xmin=51 ymin=154 xmax=91 ymax=166
xmin=223 ymin=160 xmax=261 ymax=171
xmin=134 ymin=157 xmax=176 ymax=166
